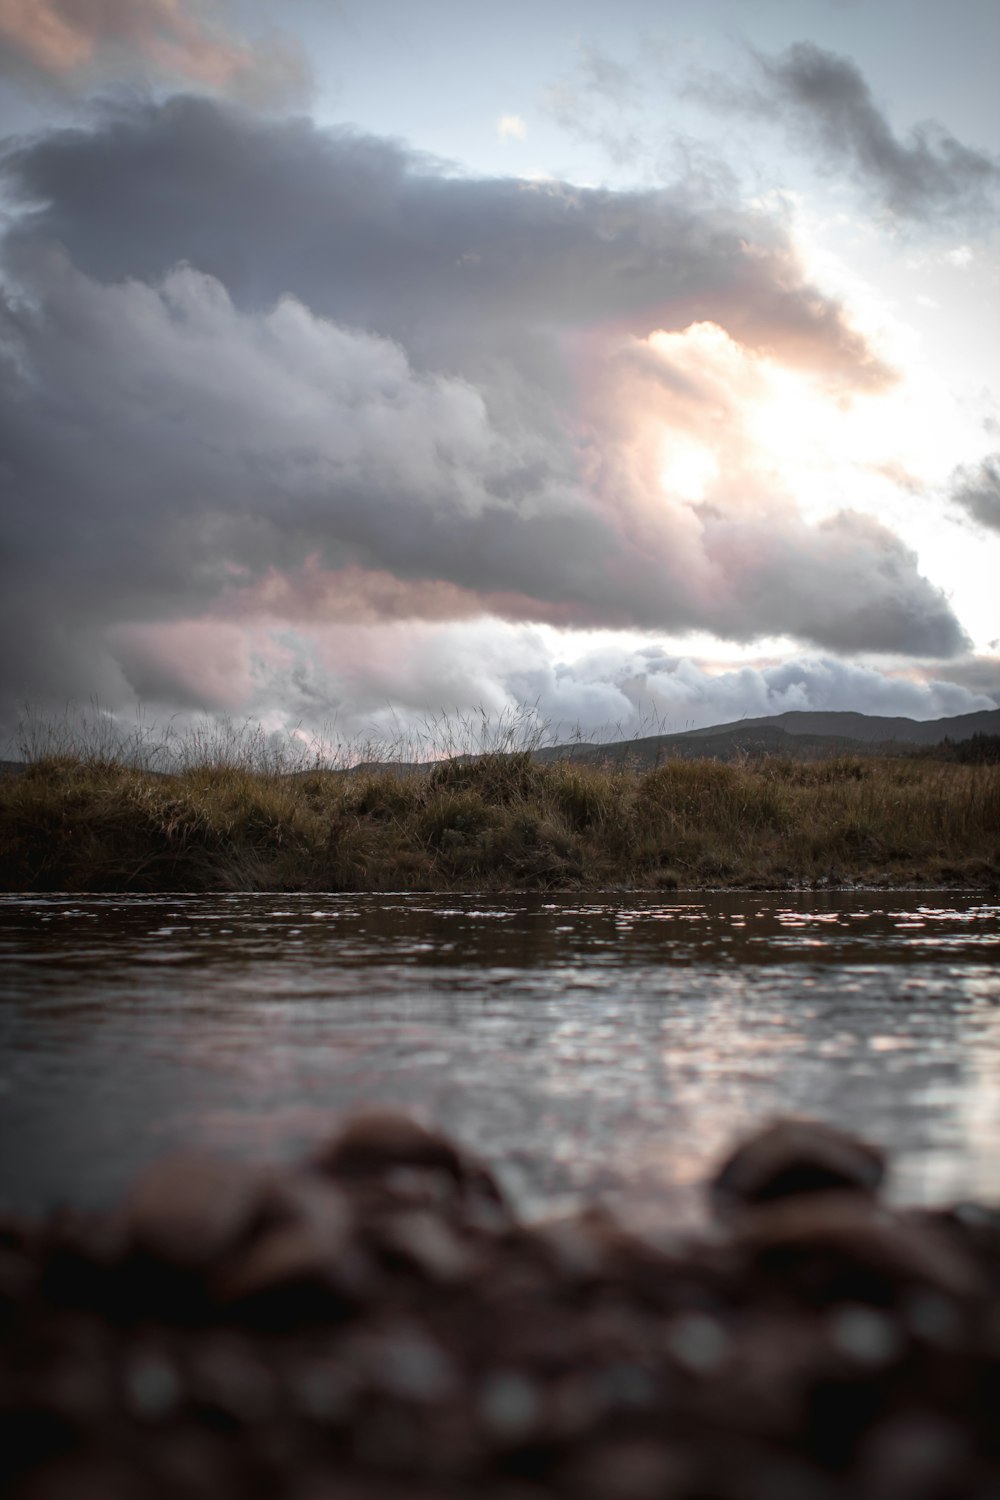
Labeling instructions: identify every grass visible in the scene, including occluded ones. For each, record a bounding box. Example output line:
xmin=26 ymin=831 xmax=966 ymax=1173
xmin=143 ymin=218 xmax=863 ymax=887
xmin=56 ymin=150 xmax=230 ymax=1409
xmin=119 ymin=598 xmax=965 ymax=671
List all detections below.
xmin=2 ymin=724 xmax=998 ymax=892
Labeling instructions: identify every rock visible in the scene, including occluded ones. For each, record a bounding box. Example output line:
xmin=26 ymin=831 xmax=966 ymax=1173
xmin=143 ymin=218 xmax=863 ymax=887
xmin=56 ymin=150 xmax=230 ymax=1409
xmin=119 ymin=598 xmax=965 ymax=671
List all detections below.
xmin=122 ymin=1349 xmax=182 ymax=1421
xmin=478 ymin=1370 xmax=543 ymax=1443
xmin=826 ymin=1304 xmax=903 ymax=1369
xmin=256 ymin=1171 xmax=354 ymax=1248
xmin=907 ymin=1202 xmax=1000 ymax=1296
xmin=123 ymin=1153 xmax=266 ymax=1270
xmin=35 ymin=1211 xmax=130 ymax=1314
xmin=362 ymin=1327 xmax=459 ymax=1405
xmin=736 ymin=1193 xmax=986 ymax=1307
xmin=2 ymin=1115 xmax=999 ymax=1499
xmin=555 ymin=1437 xmax=689 ymax=1499
xmin=214 ymin=1222 xmax=351 ymax=1324
xmin=374 ymin=1210 xmax=475 ymax=1283
xmin=665 ymin=1312 xmax=731 ymax=1374
xmin=711 ymin=1119 xmax=885 ymax=1213
xmin=187 ymin=1334 xmax=276 ymax=1426
xmin=0 ymin=1246 xmax=35 ymax=1313
xmin=313 ymin=1112 xmax=503 ymax=1204
xmin=213 ymin=1180 xmax=362 ymax=1324
xmin=855 ymin=1410 xmax=973 ymax=1499
xmin=12 ymin=1454 xmax=151 ymax=1500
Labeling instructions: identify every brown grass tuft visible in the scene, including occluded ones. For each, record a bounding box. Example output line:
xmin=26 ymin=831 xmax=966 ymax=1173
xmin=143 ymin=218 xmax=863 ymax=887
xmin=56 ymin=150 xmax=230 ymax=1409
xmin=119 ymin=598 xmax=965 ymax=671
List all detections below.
xmin=1 ymin=749 xmax=997 ymax=892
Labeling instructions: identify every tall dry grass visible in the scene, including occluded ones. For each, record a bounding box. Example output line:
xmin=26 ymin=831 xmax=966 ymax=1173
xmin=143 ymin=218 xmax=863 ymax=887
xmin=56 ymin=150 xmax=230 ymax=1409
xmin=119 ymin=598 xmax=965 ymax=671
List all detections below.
xmin=1 ymin=722 xmax=998 ymax=891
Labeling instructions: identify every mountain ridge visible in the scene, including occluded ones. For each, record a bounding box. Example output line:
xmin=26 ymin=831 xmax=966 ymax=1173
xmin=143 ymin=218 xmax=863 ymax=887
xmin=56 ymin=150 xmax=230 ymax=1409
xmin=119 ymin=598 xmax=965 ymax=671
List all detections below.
xmin=531 ymin=706 xmax=1000 ymax=769
xmin=674 ymin=707 xmax=1000 ymax=744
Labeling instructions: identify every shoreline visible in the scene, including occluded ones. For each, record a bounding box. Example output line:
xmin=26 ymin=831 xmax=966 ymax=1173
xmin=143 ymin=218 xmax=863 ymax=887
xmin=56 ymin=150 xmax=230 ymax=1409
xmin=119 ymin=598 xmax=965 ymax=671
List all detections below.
xmin=5 ymin=879 xmax=997 ymax=898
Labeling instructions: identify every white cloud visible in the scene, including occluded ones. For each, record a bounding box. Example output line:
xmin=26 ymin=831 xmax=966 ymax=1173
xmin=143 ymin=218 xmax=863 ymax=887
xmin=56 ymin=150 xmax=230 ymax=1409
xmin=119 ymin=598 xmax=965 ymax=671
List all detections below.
xmin=497 ymin=113 xmax=527 ymax=142
xmin=91 ymin=614 xmax=998 ymax=747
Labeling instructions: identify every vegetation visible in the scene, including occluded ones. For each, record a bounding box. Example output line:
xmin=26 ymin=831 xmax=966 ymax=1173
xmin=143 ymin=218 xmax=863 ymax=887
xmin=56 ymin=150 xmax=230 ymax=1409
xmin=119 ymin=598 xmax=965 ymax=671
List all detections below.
xmin=2 ymin=729 xmax=998 ymax=892
xmin=938 ymin=732 xmax=1000 ymax=765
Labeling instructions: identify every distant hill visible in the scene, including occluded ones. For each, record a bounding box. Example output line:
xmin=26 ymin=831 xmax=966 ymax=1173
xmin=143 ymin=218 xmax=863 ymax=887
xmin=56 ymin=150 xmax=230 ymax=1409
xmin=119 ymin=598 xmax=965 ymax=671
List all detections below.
xmin=4 ymin=707 xmax=998 ymax=779
xmin=532 ymin=707 xmax=1000 ymax=769
xmin=681 ymin=708 xmax=1000 ymax=745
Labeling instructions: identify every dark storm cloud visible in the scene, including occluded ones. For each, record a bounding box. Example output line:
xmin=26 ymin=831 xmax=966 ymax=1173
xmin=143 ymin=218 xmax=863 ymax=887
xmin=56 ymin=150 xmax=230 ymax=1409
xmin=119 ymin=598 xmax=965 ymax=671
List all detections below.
xmin=758 ymin=43 xmax=998 ymax=221
xmin=922 ymin=654 xmax=1000 ymax=705
xmin=951 ymin=454 xmax=1000 ymax=532
xmin=0 ymin=96 xmax=969 ymax=715
xmin=1 ymin=94 xmax=890 ymax=381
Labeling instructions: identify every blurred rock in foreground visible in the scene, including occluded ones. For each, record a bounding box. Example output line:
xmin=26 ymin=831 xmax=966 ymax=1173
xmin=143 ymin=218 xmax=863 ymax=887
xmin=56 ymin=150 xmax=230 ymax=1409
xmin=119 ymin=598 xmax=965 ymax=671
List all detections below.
xmin=1 ymin=1113 xmax=997 ymax=1499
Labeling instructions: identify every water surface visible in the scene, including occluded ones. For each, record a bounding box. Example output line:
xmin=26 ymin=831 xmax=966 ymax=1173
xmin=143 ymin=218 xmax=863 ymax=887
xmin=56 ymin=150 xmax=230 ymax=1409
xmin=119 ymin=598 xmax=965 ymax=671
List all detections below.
xmin=1 ymin=892 xmax=998 ymax=1225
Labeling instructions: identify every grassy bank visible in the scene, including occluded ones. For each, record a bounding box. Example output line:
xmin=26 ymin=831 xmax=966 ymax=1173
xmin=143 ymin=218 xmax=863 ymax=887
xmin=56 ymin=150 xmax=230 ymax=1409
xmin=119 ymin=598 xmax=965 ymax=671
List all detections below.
xmin=2 ymin=749 xmax=998 ymax=892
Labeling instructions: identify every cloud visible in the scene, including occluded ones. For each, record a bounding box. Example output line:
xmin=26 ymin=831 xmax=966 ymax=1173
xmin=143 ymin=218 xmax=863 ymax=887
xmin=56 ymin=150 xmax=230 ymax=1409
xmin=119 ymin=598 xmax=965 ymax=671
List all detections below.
xmin=0 ymin=96 xmax=970 ymax=724
xmin=497 ymin=114 xmax=526 ymax=142
xmin=1 ymin=94 xmax=897 ymax=388
xmin=109 ymin=619 xmax=255 ymax=710
xmin=758 ymin=43 xmax=999 ymax=222
xmin=543 ymin=42 xmax=648 ymax=171
xmin=951 ymin=454 xmax=1000 ymax=532
xmin=77 ymin=616 xmax=999 ymax=748
xmin=0 ymin=0 xmax=310 ymax=106
xmin=572 ymin=648 xmax=998 ymax=732
xmin=922 ymin=653 xmax=1000 ymax=704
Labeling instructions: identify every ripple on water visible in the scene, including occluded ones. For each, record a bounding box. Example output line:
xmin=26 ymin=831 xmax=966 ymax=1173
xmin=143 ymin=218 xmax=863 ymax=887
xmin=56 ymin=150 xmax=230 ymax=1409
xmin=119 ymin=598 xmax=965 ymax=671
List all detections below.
xmin=0 ymin=891 xmax=997 ymax=1220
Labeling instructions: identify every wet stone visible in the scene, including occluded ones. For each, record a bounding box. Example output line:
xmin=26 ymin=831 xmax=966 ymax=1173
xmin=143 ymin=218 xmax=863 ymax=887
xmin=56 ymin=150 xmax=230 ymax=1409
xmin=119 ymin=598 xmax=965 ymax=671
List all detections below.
xmin=363 ymin=1328 xmax=458 ymax=1404
xmin=665 ymin=1312 xmax=731 ymax=1374
xmin=2 ymin=1113 xmax=999 ymax=1499
xmin=374 ymin=1210 xmax=474 ymax=1283
xmin=213 ymin=1217 xmax=360 ymax=1327
xmin=855 ymin=1411 xmax=974 ymax=1499
xmin=124 ymin=1153 xmax=266 ymax=1271
xmin=826 ymin=1305 xmax=903 ymax=1369
xmin=313 ymin=1111 xmax=504 ymax=1206
xmin=286 ymin=1357 xmax=359 ymax=1424
xmin=734 ymin=1189 xmax=986 ymax=1306
xmin=122 ymin=1350 xmax=182 ymax=1420
xmin=479 ymin=1372 xmax=542 ymax=1443
xmin=188 ymin=1336 xmax=275 ymax=1426
xmin=711 ymin=1119 xmax=886 ymax=1213
xmin=556 ymin=1438 xmax=689 ymax=1500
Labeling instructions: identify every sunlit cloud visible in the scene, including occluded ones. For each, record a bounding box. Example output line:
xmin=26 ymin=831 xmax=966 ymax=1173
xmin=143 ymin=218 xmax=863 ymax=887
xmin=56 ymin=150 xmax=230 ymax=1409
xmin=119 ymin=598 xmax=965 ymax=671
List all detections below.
xmin=0 ymin=0 xmax=310 ymax=105
xmin=0 ymin=81 xmax=994 ymax=737
xmin=99 ymin=611 xmax=998 ymax=745
xmin=497 ymin=113 xmax=527 ymax=141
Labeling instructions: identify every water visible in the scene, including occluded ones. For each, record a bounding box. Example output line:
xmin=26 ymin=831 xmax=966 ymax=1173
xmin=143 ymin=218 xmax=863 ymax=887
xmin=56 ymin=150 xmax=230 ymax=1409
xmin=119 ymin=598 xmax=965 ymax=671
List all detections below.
xmin=1 ymin=891 xmax=998 ymax=1226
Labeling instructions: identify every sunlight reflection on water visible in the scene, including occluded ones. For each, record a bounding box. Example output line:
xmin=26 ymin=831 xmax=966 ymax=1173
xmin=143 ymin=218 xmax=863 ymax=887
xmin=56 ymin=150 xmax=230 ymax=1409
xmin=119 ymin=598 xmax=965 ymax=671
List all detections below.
xmin=0 ymin=891 xmax=998 ymax=1225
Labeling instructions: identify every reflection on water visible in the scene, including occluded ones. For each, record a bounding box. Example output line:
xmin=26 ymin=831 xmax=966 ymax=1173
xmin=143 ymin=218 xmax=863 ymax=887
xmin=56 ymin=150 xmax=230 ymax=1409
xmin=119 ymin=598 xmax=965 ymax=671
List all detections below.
xmin=0 ymin=892 xmax=998 ymax=1224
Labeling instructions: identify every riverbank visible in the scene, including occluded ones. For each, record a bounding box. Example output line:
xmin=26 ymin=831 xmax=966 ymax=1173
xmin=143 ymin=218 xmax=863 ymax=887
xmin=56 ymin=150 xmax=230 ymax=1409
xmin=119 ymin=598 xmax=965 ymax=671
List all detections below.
xmin=2 ymin=1114 xmax=998 ymax=1499
xmin=1 ymin=752 xmax=998 ymax=892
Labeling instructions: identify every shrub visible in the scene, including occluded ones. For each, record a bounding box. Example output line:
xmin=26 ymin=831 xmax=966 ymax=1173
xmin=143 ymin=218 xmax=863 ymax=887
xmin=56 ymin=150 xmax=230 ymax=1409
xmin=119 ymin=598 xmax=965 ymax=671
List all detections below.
xmin=417 ymin=791 xmax=499 ymax=850
xmin=428 ymin=751 xmax=541 ymax=806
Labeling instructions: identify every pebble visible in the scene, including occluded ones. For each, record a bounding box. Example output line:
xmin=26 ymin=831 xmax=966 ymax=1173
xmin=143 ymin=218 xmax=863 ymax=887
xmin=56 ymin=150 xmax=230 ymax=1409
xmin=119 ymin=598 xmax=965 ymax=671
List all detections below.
xmin=827 ymin=1304 xmax=902 ymax=1368
xmin=124 ymin=1152 xmax=265 ymax=1269
xmin=666 ymin=1313 xmax=730 ymax=1374
xmin=1 ymin=1112 xmax=998 ymax=1499
xmin=711 ymin=1118 xmax=885 ymax=1212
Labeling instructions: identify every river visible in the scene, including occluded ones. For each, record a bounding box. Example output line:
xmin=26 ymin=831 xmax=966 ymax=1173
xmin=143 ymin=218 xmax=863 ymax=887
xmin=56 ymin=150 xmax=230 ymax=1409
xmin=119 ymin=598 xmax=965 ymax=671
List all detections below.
xmin=1 ymin=891 xmax=998 ymax=1224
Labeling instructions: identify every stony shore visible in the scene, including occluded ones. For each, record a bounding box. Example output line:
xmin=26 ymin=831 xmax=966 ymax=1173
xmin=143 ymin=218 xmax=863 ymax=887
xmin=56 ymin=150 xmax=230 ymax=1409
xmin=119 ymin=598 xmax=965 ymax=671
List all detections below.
xmin=1 ymin=1116 xmax=998 ymax=1499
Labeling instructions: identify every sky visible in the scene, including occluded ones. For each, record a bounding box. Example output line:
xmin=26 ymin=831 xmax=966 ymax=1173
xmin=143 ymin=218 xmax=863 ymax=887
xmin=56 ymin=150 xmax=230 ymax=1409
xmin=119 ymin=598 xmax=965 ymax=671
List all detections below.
xmin=0 ymin=0 xmax=998 ymax=752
